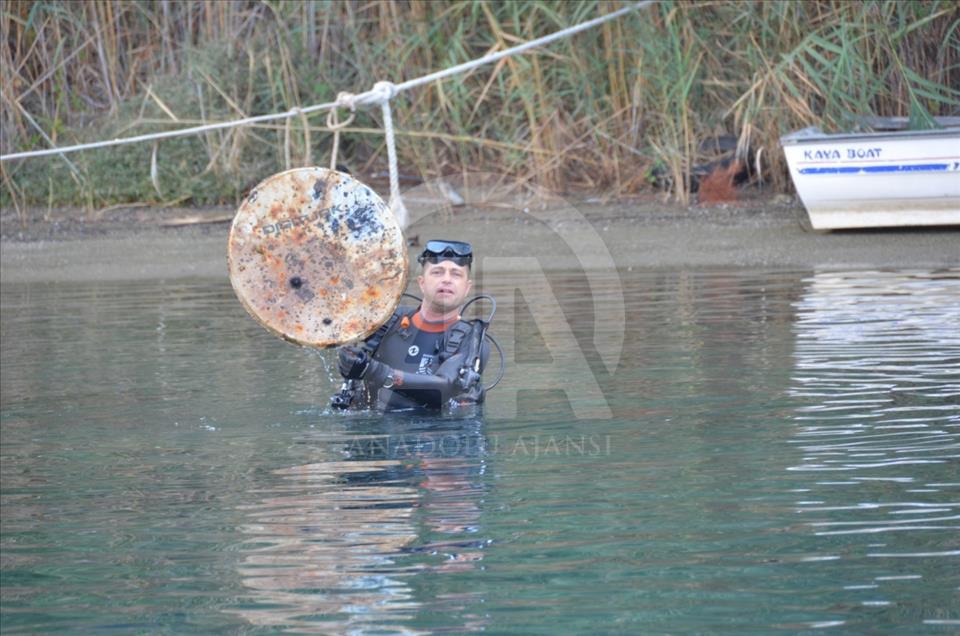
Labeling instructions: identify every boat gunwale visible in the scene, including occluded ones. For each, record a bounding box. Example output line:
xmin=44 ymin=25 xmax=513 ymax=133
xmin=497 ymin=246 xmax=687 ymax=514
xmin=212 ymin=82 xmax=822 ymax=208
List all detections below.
xmin=780 ymin=126 xmax=960 ymax=146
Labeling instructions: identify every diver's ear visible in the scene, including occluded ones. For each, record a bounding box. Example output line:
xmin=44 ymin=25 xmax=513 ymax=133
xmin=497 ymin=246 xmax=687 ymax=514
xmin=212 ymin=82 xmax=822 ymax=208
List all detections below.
xmin=417 ymin=274 xmax=425 ymax=294
xmin=465 ymin=278 xmax=473 ymax=294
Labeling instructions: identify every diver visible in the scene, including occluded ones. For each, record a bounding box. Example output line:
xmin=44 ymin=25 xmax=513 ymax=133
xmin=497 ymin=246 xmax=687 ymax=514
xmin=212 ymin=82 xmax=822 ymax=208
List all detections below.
xmin=331 ymin=240 xmax=501 ymax=413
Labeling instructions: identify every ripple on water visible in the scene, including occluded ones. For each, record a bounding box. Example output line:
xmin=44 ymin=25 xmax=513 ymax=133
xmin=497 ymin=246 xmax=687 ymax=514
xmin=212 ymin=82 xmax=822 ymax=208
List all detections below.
xmin=788 ymin=270 xmax=959 ymax=626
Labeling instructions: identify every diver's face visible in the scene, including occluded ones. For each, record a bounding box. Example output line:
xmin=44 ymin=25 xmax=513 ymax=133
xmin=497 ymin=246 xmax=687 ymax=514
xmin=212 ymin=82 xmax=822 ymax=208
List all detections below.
xmin=418 ymin=260 xmax=472 ymax=314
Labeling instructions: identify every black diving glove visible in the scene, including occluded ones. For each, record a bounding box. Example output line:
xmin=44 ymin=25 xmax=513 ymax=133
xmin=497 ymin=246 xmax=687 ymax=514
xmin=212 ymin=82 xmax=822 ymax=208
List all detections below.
xmin=338 ymin=345 xmax=392 ymax=386
xmin=338 ymin=345 xmax=369 ymax=379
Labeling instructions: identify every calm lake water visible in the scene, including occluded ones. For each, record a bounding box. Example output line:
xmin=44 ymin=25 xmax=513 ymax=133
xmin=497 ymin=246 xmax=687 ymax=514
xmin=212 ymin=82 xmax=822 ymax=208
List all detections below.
xmin=2 ymin=267 xmax=958 ymax=633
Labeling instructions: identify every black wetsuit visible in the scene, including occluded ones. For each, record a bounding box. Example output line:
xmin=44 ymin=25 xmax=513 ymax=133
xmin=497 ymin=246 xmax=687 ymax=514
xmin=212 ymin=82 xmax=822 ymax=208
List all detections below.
xmin=344 ymin=306 xmax=490 ymax=413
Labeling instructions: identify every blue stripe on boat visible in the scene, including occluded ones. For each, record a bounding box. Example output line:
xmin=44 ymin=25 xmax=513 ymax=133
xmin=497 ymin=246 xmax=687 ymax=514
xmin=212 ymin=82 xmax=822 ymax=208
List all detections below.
xmin=799 ymin=163 xmax=950 ymax=175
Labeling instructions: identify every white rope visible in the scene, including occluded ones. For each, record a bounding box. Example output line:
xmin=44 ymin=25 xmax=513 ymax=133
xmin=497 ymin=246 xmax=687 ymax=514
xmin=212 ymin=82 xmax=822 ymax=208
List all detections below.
xmin=0 ymin=100 xmax=338 ymax=161
xmin=1 ymin=1 xmax=653 ymax=163
xmin=376 ymin=83 xmax=408 ymax=228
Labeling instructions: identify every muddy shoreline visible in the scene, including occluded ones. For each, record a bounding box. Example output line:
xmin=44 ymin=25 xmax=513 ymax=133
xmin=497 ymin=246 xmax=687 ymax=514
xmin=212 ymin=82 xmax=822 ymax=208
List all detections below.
xmin=2 ymin=195 xmax=958 ymax=284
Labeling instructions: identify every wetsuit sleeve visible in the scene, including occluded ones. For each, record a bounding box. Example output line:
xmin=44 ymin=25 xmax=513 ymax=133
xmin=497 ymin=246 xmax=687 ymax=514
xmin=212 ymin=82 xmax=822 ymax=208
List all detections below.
xmin=387 ymin=364 xmax=462 ymax=410
xmin=358 ymin=354 xmax=459 ymax=409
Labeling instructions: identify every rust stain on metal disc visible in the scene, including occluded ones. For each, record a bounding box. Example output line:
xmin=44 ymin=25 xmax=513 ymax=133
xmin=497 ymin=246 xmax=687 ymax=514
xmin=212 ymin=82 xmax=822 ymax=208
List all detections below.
xmin=227 ymin=167 xmax=408 ymax=347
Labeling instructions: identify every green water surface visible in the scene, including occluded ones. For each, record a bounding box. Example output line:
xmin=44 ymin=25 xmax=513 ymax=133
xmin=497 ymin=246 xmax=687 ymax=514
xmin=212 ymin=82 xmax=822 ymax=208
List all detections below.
xmin=2 ymin=268 xmax=958 ymax=634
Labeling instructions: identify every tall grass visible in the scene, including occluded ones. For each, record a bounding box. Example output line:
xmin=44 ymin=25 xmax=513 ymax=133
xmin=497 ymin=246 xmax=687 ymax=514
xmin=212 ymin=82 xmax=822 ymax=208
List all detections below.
xmin=1 ymin=0 xmax=957 ymax=212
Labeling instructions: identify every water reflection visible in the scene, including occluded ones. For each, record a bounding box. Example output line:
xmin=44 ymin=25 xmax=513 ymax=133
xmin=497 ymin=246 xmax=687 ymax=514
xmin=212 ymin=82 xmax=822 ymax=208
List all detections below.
xmin=789 ymin=269 xmax=960 ymax=623
xmin=229 ymin=414 xmax=490 ymax=633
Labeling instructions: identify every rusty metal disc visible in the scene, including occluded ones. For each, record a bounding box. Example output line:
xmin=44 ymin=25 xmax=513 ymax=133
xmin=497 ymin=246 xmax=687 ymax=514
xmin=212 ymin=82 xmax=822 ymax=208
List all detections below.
xmin=228 ymin=167 xmax=408 ymax=348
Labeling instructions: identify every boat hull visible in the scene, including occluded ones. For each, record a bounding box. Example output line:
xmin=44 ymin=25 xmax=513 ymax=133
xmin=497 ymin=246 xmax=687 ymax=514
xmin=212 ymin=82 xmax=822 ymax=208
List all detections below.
xmin=781 ymin=128 xmax=960 ymax=230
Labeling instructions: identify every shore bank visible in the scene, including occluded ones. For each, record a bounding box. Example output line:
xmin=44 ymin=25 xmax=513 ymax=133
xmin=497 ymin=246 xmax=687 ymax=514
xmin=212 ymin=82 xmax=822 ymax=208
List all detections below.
xmin=2 ymin=196 xmax=958 ymax=284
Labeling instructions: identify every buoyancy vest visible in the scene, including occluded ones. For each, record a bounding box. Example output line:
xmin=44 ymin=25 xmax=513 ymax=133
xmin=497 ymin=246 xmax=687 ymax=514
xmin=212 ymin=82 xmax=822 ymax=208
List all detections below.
xmin=362 ymin=305 xmax=489 ymax=412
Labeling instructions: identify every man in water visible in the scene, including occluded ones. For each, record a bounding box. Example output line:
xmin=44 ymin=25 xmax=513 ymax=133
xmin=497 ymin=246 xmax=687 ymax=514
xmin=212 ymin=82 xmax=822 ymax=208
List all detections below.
xmin=332 ymin=239 xmax=491 ymax=412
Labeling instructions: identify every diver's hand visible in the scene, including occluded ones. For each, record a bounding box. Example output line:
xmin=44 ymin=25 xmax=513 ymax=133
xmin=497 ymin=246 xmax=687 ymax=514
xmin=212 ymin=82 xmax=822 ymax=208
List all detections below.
xmin=338 ymin=346 xmax=392 ymax=386
xmin=337 ymin=345 xmax=369 ymax=379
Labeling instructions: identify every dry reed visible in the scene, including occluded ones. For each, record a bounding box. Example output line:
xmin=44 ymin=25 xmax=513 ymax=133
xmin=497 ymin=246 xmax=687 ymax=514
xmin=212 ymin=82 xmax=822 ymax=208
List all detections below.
xmin=1 ymin=0 xmax=957 ymax=212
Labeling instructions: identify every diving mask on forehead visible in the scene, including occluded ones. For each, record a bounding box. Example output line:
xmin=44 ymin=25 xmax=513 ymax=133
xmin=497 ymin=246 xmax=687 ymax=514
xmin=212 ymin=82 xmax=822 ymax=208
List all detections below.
xmin=418 ymin=240 xmax=473 ymax=267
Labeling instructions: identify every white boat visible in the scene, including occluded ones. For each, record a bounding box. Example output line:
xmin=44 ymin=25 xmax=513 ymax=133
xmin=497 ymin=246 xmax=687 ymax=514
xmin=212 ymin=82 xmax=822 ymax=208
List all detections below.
xmin=780 ymin=123 xmax=960 ymax=230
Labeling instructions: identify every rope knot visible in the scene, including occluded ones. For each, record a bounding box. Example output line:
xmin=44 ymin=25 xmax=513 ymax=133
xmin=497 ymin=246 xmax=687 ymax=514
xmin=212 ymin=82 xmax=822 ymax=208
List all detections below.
xmin=369 ymin=81 xmax=398 ymax=104
xmin=327 ymin=92 xmax=357 ymax=132
xmin=334 ymin=91 xmax=358 ymax=112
